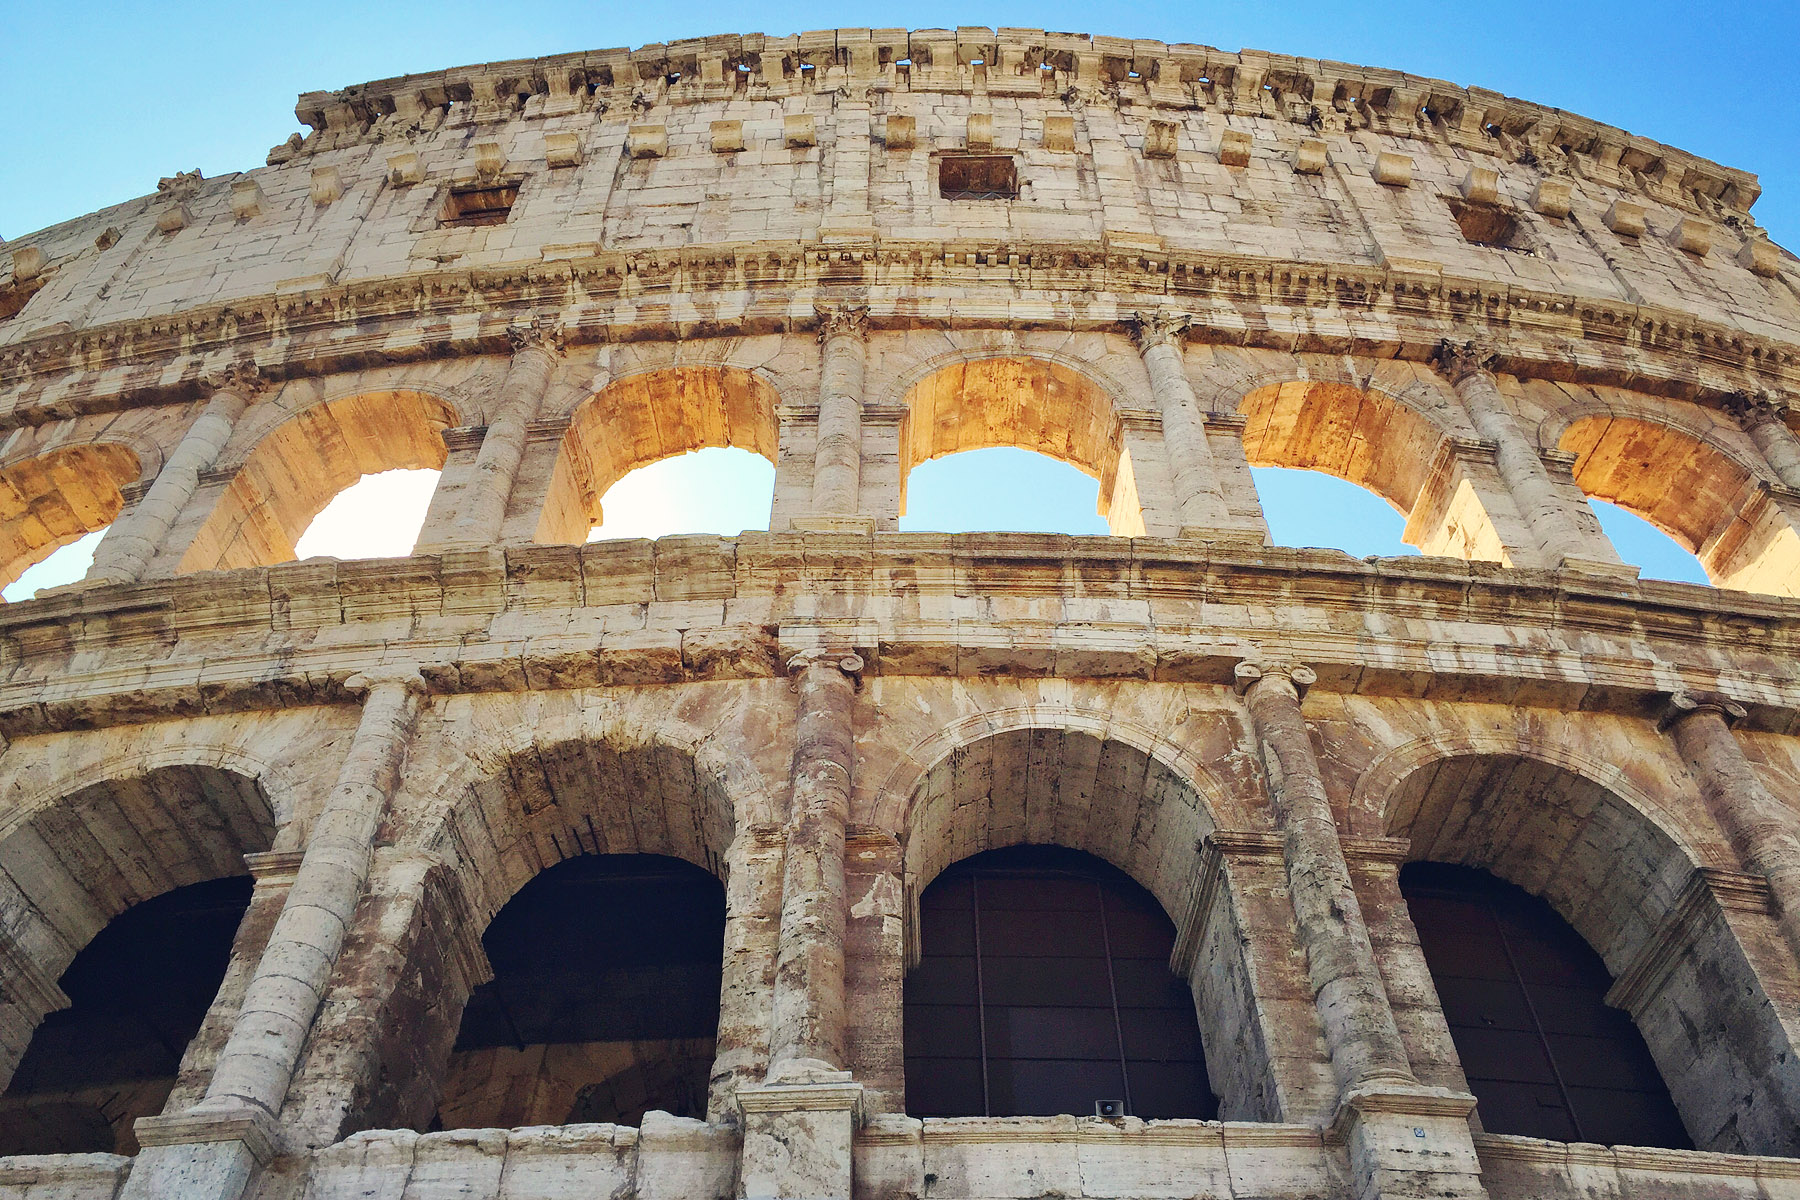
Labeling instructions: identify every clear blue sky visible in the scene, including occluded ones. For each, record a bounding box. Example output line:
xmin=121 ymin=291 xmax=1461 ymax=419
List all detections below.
xmin=5 ymin=0 xmax=1784 ymax=591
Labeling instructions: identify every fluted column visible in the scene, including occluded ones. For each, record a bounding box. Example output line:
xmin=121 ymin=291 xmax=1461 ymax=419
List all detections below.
xmin=1662 ymin=692 xmax=1800 ymax=962
xmin=1130 ymin=310 xmax=1239 ymax=537
xmin=1726 ymin=390 xmax=1800 ymax=491
xmin=1433 ymin=340 xmax=1624 ymax=571
xmin=766 ymin=648 xmax=862 ymax=1081
xmin=87 ymin=362 xmax=263 ymax=584
xmin=445 ymin=318 xmax=562 ymax=547
xmin=792 ymin=305 xmax=871 ymax=533
xmin=1234 ymin=660 xmax=1414 ymax=1093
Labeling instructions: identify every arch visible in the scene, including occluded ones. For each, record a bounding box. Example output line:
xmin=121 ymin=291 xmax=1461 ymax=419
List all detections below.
xmin=1362 ymin=742 xmax=1800 ymax=1154
xmin=1238 ymin=378 xmax=1446 ymax=518
xmin=180 ymin=390 xmax=459 ymax=572
xmin=896 ymin=354 xmax=1141 ymax=536
xmin=0 ymin=764 xmax=276 ymax=1144
xmin=536 ymin=367 xmax=780 ymax=544
xmin=1555 ymin=412 xmax=1798 ymax=594
xmin=0 ymin=444 xmax=141 ymax=592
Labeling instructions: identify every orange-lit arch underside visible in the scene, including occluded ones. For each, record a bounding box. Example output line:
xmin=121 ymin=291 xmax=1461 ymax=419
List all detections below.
xmin=0 ymin=444 xmax=139 ymax=592
xmin=182 ymin=391 xmax=456 ymax=573
xmin=537 ymin=367 xmax=778 ymax=544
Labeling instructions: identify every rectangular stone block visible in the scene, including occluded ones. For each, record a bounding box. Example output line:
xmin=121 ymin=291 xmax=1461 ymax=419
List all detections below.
xmin=229 ymin=177 xmax=264 ymax=219
xmin=1532 ymin=176 xmax=1572 ymax=217
xmin=1605 ymin=197 xmax=1646 ymax=236
xmin=1294 ymin=137 xmax=1328 ymax=173
xmin=1218 ymin=128 xmax=1252 ymax=167
xmin=785 ymin=113 xmax=817 ymax=148
xmin=884 ymin=114 xmax=915 ymax=149
xmin=310 ymin=165 xmax=343 ymax=205
xmin=1144 ymin=119 xmax=1179 ymax=159
xmin=1042 ymin=113 xmax=1075 ymax=151
xmin=1460 ymin=165 xmax=1499 ymax=205
xmin=1373 ymin=151 xmax=1413 ymax=187
xmin=543 ymin=130 xmax=582 ymax=168
xmin=711 ymin=120 xmax=745 ymax=153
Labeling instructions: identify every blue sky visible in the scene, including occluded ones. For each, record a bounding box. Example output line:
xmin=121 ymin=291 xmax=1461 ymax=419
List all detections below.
xmin=6 ymin=0 xmax=1787 ymax=592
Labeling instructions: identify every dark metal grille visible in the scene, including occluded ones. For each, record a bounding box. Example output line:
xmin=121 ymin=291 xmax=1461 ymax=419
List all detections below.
xmin=904 ymin=845 xmax=1215 ymax=1119
xmin=939 ymin=155 xmax=1019 ymax=200
xmin=1402 ymin=862 xmax=1691 ymax=1148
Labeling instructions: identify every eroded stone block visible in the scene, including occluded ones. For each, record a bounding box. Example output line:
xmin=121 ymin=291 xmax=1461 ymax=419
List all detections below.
xmin=1460 ymin=165 xmax=1500 ymax=205
xmin=1218 ymin=128 xmax=1253 ymax=167
xmin=1144 ymin=119 xmax=1180 ymax=160
xmin=711 ymin=120 xmax=745 ymax=153
xmin=1532 ymin=176 xmax=1572 ymax=217
xmin=1606 ymin=198 xmax=1646 ymax=237
xmin=785 ymin=114 xmax=817 ymax=148
xmin=1042 ymin=114 xmax=1074 ymax=151
xmin=629 ymin=124 xmax=668 ymax=158
xmin=543 ymin=130 xmax=582 ymax=168
xmin=1373 ymin=151 xmax=1414 ymax=187
xmin=310 ymin=165 xmax=344 ymax=205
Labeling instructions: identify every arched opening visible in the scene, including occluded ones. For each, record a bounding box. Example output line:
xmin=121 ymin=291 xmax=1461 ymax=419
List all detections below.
xmin=1400 ymin=862 xmax=1687 ymax=1148
xmin=0 ymin=876 xmax=253 ymax=1156
xmin=1381 ymin=750 xmax=1800 ymax=1154
xmin=2 ymin=527 xmax=107 ymax=601
xmin=538 ymin=368 xmax=778 ymax=544
xmin=1240 ymin=380 xmax=1505 ymax=561
xmin=1587 ymin=499 xmax=1709 ymax=585
xmin=898 ymin=357 xmax=1141 ymax=536
xmin=1558 ymin=414 xmax=1796 ymax=594
xmin=0 ymin=445 xmax=139 ymax=595
xmin=181 ymin=390 xmax=457 ymax=572
xmin=1250 ymin=466 xmax=1417 ymax=558
xmin=436 ymin=853 xmax=725 ymax=1131
xmin=900 ymin=447 xmax=1109 ymax=535
xmin=292 ymin=468 xmax=441 ymax=560
xmin=905 ymin=844 xmax=1214 ymax=1119
xmin=585 ymin=447 xmax=774 ymax=541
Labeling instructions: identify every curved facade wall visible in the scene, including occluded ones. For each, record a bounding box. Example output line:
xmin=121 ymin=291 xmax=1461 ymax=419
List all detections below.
xmin=0 ymin=26 xmax=1795 ymax=1200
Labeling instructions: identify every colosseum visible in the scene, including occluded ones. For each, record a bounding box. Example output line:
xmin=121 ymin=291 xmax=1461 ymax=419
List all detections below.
xmin=0 ymin=23 xmax=1796 ymax=1200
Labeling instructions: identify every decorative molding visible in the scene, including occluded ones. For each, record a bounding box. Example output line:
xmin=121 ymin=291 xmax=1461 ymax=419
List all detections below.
xmin=1233 ymin=658 xmax=1317 ymax=698
xmin=200 ymin=359 xmax=269 ymax=400
xmin=815 ymin=303 xmax=869 ymax=344
xmin=505 ymin=314 xmax=565 ymax=358
xmin=1721 ymin=388 xmax=1793 ymax=432
xmin=1128 ymin=308 xmax=1192 ymax=352
xmin=1432 ymin=338 xmax=1498 ymax=385
xmin=133 ymin=1103 xmax=282 ymax=1164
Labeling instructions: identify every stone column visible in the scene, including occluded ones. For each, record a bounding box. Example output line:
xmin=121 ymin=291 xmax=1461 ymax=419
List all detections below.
xmin=1661 ymin=692 xmax=1800 ymax=963
xmin=1235 ymin=660 xmax=1486 ymax=1200
xmin=446 ymin=318 xmax=563 ymax=547
xmin=1726 ymin=390 xmax=1800 ymax=491
xmin=1129 ymin=311 xmax=1242 ymax=539
xmin=126 ymin=666 xmax=426 ymax=1200
xmin=1433 ymin=340 xmax=1627 ymax=573
xmin=738 ymin=649 xmax=864 ymax=1200
xmin=792 ymin=306 xmax=873 ymax=533
xmin=86 ymin=362 xmax=264 ymax=584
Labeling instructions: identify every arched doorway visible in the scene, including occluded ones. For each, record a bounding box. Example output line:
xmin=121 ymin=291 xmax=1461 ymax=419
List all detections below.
xmin=1401 ymin=862 xmax=1687 ymax=1148
xmin=905 ymin=845 xmax=1214 ymax=1120
xmin=436 ymin=853 xmax=726 ymax=1130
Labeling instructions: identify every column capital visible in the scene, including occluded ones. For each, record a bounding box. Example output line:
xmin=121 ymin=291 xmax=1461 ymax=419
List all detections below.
xmin=786 ymin=648 xmax=865 ymax=679
xmin=814 ymin=303 xmax=870 ymax=344
xmin=1721 ymin=388 xmax=1793 ymax=432
xmin=200 ymin=359 xmax=269 ymax=400
xmin=345 ymin=663 xmax=429 ymax=698
xmin=1657 ymin=688 xmax=1747 ymax=732
xmin=1234 ymin=658 xmax=1317 ymax=698
xmin=1430 ymin=338 xmax=1498 ymax=385
xmin=1128 ymin=308 xmax=1192 ymax=351
xmin=505 ymin=314 xmax=566 ymax=358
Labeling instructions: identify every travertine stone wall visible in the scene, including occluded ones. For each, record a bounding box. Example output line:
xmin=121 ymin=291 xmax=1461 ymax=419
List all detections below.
xmin=0 ymin=25 xmax=1798 ymax=1200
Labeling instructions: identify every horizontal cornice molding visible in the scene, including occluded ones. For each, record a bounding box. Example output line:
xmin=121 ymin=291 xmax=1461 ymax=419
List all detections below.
xmin=1 ymin=240 xmax=1794 ymax=426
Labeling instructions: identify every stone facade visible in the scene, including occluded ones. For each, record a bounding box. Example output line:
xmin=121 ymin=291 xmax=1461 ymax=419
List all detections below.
xmin=0 ymin=24 xmax=1795 ymax=1200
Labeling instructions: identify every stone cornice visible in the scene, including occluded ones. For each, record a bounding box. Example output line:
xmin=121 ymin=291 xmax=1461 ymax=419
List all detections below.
xmin=2 ymin=536 xmax=1800 ymax=738
xmin=286 ymin=29 xmax=1757 ymax=219
xmin=1 ymin=239 xmax=1795 ymax=426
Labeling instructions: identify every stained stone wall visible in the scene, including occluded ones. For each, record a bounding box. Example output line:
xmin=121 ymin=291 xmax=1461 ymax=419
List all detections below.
xmin=0 ymin=25 xmax=1797 ymax=1200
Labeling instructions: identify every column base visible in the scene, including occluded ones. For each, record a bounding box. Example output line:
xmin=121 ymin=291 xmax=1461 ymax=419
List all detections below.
xmin=122 ymin=1104 xmax=280 ymax=1200
xmin=1331 ymin=1081 xmax=1486 ymax=1200
xmin=1177 ymin=526 xmax=1270 ymax=545
xmin=788 ymin=515 xmax=878 ymax=535
xmin=737 ymin=1074 xmax=864 ymax=1200
xmin=1555 ymin=554 xmax=1641 ymax=583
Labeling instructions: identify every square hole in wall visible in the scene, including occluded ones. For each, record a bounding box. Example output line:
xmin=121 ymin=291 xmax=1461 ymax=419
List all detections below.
xmin=441 ymin=184 xmax=519 ymax=228
xmin=939 ymin=155 xmax=1019 ymax=200
xmin=1446 ymin=197 xmax=1532 ymax=253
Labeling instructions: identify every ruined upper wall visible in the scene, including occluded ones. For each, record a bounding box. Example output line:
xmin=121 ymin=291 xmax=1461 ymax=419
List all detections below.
xmin=0 ymin=27 xmax=1795 ymax=417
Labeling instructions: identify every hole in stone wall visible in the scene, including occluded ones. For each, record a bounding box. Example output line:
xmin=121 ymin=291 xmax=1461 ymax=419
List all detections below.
xmin=902 ymin=448 xmax=1109 ymax=535
xmin=441 ymin=184 xmax=518 ymax=228
xmin=939 ymin=155 xmax=1019 ymax=200
xmin=436 ymin=854 xmax=724 ymax=1131
xmin=0 ymin=876 xmax=253 ymax=1156
xmin=293 ymin=468 xmax=439 ymax=561
xmin=2 ymin=527 xmax=106 ymax=601
xmin=585 ymin=446 xmax=772 ymax=541
xmin=0 ymin=279 xmax=45 ymax=323
xmin=1446 ymin=197 xmax=1530 ymax=251
xmin=1251 ymin=466 xmax=1417 ymax=558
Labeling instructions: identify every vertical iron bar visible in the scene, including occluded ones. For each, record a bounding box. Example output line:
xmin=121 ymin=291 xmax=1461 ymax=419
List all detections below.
xmin=1098 ymin=882 xmax=1133 ymax=1115
xmin=972 ymin=871 xmax=992 ymax=1117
